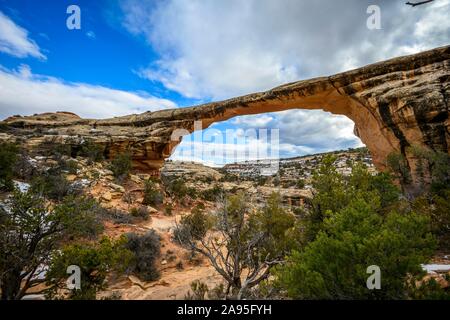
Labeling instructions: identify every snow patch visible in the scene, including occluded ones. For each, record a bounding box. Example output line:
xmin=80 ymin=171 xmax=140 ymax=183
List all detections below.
xmin=421 ymin=264 xmax=450 ymax=274
xmin=13 ymin=180 xmax=30 ymax=193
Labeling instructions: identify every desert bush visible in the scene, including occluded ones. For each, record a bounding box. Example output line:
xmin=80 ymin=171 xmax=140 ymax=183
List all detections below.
xmin=275 ymin=197 xmax=436 ymax=299
xmin=164 ymin=178 xmax=188 ymax=198
xmin=409 ymin=146 xmax=450 ymax=196
xmin=54 ymin=195 xmax=104 ymax=240
xmin=30 ymin=171 xmax=72 ymax=201
xmin=411 ymin=190 xmax=450 ymax=249
xmin=0 ymin=189 xmax=106 ymax=300
xmin=130 ymin=206 xmax=150 ymax=220
xmin=184 ymin=281 xmax=228 ymax=300
xmin=46 ymin=237 xmax=132 ymax=300
xmin=388 ymin=148 xmax=450 ymax=247
xmin=303 ymin=157 xmax=400 ymax=242
xmin=80 ymin=140 xmax=104 ymax=163
xmin=0 ymin=122 xmax=12 ymax=133
xmin=174 ymin=205 xmax=210 ymax=245
xmin=199 ymin=185 xmax=222 ymax=201
xmin=164 ymin=204 xmax=173 ymax=216
xmin=110 ymin=152 xmax=132 ymax=181
xmin=0 ymin=142 xmax=18 ymax=191
xmin=387 ymin=152 xmax=412 ymax=187
xmin=407 ymin=275 xmax=450 ymax=300
xmin=185 ymin=280 xmax=209 ymax=300
xmin=176 ymin=192 xmax=296 ymax=299
xmin=122 ymin=191 xmax=135 ymax=207
xmin=248 ymin=193 xmax=299 ymax=256
xmin=61 ymin=159 xmax=79 ymax=174
xmin=142 ymin=179 xmax=164 ymax=206
xmin=96 ymin=206 xmax=134 ymax=224
xmin=49 ymin=143 xmax=72 ymax=159
xmin=255 ymin=176 xmax=268 ymax=186
xmin=13 ymin=149 xmax=36 ymax=181
xmin=125 ymin=231 xmax=161 ymax=281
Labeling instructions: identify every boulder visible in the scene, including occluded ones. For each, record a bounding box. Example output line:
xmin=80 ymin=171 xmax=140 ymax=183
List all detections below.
xmin=101 ymin=191 xmax=112 ymax=202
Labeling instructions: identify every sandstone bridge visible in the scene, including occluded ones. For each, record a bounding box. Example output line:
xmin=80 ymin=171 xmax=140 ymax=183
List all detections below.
xmin=2 ymin=45 xmax=449 ymax=188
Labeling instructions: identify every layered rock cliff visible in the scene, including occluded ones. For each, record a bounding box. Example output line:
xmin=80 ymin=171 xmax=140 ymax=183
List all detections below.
xmin=1 ymin=45 xmax=449 ymax=188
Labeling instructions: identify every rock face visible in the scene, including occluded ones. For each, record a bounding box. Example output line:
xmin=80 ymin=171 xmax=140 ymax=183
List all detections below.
xmin=1 ymin=46 xmax=449 ymax=187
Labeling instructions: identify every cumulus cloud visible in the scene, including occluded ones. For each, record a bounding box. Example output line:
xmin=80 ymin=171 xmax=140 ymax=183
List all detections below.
xmin=231 ymin=110 xmax=363 ymax=152
xmin=171 ymin=132 xmax=298 ymax=166
xmin=170 ymin=109 xmax=362 ymax=165
xmin=0 ymin=11 xmax=46 ymax=60
xmin=0 ymin=64 xmax=176 ymax=119
xmin=121 ymin=0 xmax=450 ymax=100
xmin=118 ymin=0 xmax=448 ymax=165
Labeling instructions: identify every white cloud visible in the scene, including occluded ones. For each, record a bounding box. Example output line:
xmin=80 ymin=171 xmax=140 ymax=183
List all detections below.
xmin=232 ymin=114 xmax=274 ymax=128
xmin=0 ymin=65 xmax=176 ymax=119
xmin=121 ymin=0 xmax=450 ymax=100
xmin=117 ymin=0 xmax=448 ymax=165
xmin=86 ymin=31 xmax=96 ymax=39
xmin=230 ymin=110 xmax=363 ymax=151
xmin=0 ymin=11 xmax=46 ymax=60
xmin=170 ymin=109 xmax=363 ymax=166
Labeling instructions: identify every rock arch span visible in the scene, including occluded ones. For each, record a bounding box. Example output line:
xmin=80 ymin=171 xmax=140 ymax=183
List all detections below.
xmin=2 ymin=45 xmax=449 ymax=187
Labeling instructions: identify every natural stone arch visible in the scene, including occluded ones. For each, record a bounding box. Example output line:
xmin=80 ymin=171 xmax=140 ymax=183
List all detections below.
xmin=2 ymin=45 xmax=449 ymax=188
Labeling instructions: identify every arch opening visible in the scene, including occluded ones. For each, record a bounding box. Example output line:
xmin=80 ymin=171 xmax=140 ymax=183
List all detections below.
xmin=168 ymin=109 xmax=365 ymax=168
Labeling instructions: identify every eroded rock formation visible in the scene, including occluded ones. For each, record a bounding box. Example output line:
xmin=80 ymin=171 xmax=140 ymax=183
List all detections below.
xmin=1 ymin=45 xmax=449 ymax=186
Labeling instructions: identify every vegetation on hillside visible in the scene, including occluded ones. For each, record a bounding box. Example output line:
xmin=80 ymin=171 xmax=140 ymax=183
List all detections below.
xmin=0 ymin=142 xmax=448 ymax=300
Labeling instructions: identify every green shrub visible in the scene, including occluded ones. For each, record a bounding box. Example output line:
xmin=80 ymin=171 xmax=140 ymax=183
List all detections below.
xmin=412 ymin=190 xmax=450 ymax=249
xmin=130 ymin=206 xmax=150 ymax=220
xmin=0 ymin=189 xmax=108 ymax=300
xmin=54 ymin=195 xmax=104 ymax=239
xmin=96 ymin=206 xmax=134 ymax=224
xmin=46 ymin=237 xmax=132 ymax=300
xmin=0 ymin=142 xmax=18 ymax=191
xmin=50 ymin=144 xmax=72 ymax=159
xmin=185 ymin=280 xmax=209 ymax=300
xmin=296 ymin=179 xmax=306 ymax=189
xmin=13 ymin=149 xmax=36 ymax=181
xmin=142 ymin=179 xmax=163 ymax=206
xmin=387 ymin=152 xmax=411 ymax=186
xmin=164 ymin=204 xmax=173 ymax=216
xmin=125 ymin=231 xmax=161 ymax=281
xmin=30 ymin=171 xmax=72 ymax=201
xmin=0 ymin=122 xmax=12 ymax=133
xmin=80 ymin=140 xmax=104 ymax=163
xmin=199 ymin=185 xmax=222 ymax=201
xmin=62 ymin=159 xmax=79 ymax=174
xmin=304 ymin=157 xmax=399 ymax=242
xmin=174 ymin=205 xmax=210 ymax=244
xmin=110 ymin=152 xmax=132 ymax=181
xmin=255 ymin=176 xmax=268 ymax=186
xmin=248 ymin=193 xmax=299 ymax=256
xmin=275 ymin=197 xmax=436 ymax=299
xmin=164 ymin=178 xmax=188 ymax=199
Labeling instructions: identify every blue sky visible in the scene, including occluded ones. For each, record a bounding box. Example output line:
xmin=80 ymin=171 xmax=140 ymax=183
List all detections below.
xmin=0 ymin=0 xmax=197 ymax=107
xmin=0 ymin=0 xmax=449 ymax=166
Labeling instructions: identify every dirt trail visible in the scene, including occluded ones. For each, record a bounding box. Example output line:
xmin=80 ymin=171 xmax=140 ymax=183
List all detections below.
xmin=101 ymin=210 xmax=222 ymax=300
xmin=109 ymin=265 xmax=221 ymax=300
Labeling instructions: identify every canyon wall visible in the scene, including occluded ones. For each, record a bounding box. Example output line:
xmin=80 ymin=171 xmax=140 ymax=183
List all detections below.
xmin=1 ymin=45 xmax=449 ymax=188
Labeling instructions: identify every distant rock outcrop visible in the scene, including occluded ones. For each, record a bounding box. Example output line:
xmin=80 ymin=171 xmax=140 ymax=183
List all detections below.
xmin=1 ymin=45 xmax=449 ymax=188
